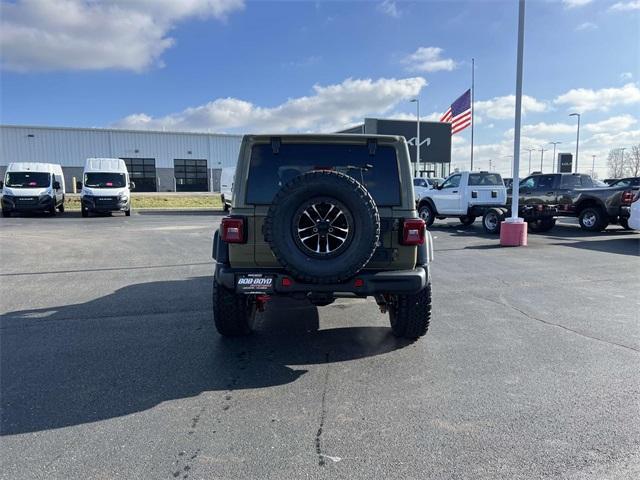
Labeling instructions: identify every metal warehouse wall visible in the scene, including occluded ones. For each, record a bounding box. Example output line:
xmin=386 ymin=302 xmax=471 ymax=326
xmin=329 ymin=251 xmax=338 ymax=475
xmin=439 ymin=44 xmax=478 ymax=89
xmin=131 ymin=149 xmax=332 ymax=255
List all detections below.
xmin=0 ymin=125 xmax=242 ymax=191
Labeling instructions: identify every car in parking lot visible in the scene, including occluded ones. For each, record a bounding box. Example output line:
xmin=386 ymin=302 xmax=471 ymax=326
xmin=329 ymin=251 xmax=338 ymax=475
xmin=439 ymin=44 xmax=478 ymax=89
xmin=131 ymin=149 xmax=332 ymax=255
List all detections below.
xmin=516 ymin=173 xmax=638 ymax=231
xmin=608 ymin=177 xmax=640 ymax=189
xmin=212 ymin=134 xmax=433 ymax=339
xmin=1 ymin=162 xmax=65 ymax=217
xmin=78 ymin=158 xmax=133 ymax=217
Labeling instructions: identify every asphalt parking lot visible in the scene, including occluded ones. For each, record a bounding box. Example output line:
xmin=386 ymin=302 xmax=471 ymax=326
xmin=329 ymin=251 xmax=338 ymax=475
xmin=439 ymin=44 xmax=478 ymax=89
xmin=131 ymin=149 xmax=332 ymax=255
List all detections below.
xmin=1 ymin=212 xmax=639 ymax=480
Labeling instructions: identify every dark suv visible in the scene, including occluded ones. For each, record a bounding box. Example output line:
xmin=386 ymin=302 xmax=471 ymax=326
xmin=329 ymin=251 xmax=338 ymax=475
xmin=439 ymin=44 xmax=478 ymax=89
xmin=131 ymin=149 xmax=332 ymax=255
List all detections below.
xmin=212 ymin=134 xmax=433 ymax=339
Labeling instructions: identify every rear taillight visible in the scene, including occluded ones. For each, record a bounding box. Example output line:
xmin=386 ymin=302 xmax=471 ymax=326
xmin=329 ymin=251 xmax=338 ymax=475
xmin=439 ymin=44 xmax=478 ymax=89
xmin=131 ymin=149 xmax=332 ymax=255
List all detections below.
xmin=401 ymin=218 xmax=426 ymax=245
xmin=622 ymin=190 xmax=635 ymax=205
xmin=221 ymin=217 xmax=246 ymax=243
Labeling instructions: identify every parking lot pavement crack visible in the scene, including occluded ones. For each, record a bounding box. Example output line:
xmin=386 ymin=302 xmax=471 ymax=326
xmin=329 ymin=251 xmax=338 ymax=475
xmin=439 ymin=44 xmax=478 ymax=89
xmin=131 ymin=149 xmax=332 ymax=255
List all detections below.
xmin=315 ymin=353 xmax=332 ymax=467
xmin=473 ymin=294 xmax=640 ymax=354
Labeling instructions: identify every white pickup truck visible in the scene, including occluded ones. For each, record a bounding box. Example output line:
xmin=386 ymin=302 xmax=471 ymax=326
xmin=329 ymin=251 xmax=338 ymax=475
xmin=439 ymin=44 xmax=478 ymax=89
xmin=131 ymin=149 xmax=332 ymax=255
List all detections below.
xmin=415 ymin=171 xmax=507 ymax=232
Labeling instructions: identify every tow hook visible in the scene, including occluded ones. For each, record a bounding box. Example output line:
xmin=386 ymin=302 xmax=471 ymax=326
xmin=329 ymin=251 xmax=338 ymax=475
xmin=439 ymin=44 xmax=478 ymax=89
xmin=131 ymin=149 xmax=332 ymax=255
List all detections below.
xmin=255 ymin=295 xmax=270 ymax=312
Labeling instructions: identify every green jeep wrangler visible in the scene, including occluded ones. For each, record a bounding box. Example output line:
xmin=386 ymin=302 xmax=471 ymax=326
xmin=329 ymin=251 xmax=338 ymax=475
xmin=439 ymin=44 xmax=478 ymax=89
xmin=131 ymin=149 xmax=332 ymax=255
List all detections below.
xmin=212 ymin=134 xmax=433 ymax=339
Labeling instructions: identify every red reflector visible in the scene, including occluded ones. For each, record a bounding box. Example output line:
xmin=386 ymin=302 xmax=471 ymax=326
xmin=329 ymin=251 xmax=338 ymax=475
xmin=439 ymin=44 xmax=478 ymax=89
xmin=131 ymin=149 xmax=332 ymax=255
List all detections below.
xmin=354 ymin=278 xmax=364 ymax=287
xmin=402 ymin=219 xmax=425 ymax=245
xmin=221 ymin=217 xmax=245 ymax=243
xmin=281 ymin=277 xmax=292 ymax=287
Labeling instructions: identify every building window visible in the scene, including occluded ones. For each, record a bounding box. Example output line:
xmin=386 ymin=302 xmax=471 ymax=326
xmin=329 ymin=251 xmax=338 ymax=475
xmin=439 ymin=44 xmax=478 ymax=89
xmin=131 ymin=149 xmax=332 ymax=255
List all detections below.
xmin=122 ymin=158 xmax=157 ymax=192
xmin=174 ymin=159 xmax=208 ymax=192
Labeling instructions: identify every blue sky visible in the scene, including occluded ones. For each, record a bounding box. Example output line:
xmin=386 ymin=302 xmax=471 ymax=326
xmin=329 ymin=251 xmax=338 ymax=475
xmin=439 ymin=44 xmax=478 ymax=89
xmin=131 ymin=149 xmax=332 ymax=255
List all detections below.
xmin=1 ymin=0 xmax=638 ymax=176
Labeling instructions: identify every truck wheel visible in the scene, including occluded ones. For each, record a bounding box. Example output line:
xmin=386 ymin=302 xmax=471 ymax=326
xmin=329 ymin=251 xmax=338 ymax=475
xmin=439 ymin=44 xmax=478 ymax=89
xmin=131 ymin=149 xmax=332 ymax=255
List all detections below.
xmin=264 ymin=170 xmax=380 ymax=284
xmin=125 ymin=207 xmax=131 ymax=217
xmin=418 ymin=203 xmax=435 ymax=227
xmin=49 ymin=202 xmax=57 ymax=216
xmin=212 ymin=280 xmax=256 ymax=336
xmin=482 ymin=208 xmax=503 ymax=234
xmin=528 ymin=218 xmax=556 ymax=233
xmin=388 ymin=280 xmax=432 ymax=339
xmin=58 ymin=202 xmax=65 ymax=213
xmin=578 ymin=207 xmax=607 ymax=232
xmin=619 ymin=218 xmax=633 ymax=230
xmin=459 ymin=215 xmax=476 ymax=226
xmin=81 ymin=207 xmax=89 ymax=218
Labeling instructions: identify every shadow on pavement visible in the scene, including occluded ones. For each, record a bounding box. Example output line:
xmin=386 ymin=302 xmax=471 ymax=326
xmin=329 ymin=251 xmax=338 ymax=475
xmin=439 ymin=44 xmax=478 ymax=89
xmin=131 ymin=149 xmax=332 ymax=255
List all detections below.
xmin=550 ymin=238 xmax=640 ymax=257
xmin=137 ymin=210 xmax=225 ymax=216
xmin=1 ymin=277 xmax=408 ymax=435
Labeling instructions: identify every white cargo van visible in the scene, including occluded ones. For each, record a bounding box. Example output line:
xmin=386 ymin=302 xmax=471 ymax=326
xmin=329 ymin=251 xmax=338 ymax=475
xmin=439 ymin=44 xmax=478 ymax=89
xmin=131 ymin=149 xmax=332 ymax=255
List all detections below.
xmin=1 ymin=162 xmax=65 ymax=217
xmin=220 ymin=166 xmax=235 ymax=211
xmin=80 ymin=158 xmax=133 ymax=217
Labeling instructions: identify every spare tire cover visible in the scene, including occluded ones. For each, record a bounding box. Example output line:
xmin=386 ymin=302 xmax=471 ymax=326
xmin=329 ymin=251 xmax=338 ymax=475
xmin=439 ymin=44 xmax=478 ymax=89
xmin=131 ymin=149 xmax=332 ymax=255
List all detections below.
xmin=263 ymin=170 xmax=380 ymax=284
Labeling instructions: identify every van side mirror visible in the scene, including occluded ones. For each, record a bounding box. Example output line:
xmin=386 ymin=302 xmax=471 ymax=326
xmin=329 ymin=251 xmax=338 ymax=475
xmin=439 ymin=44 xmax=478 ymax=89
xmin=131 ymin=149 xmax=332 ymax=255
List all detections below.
xmin=76 ymin=181 xmax=82 ymax=190
xmin=53 ymin=181 xmax=61 ymax=190
xmin=130 ymin=181 xmax=136 ymax=190
xmin=437 ymin=184 xmax=443 ymax=190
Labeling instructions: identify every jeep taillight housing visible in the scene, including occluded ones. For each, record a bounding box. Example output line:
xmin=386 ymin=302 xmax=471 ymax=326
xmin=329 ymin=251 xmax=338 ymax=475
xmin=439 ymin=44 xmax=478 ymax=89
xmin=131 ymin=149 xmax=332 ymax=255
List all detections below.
xmin=622 ymin=190 xmax=636 ymax=206
xmin=401 ymin=218 xmax=425 ymax=245
xmin=221 ymin=217 xmax=246 ymax=243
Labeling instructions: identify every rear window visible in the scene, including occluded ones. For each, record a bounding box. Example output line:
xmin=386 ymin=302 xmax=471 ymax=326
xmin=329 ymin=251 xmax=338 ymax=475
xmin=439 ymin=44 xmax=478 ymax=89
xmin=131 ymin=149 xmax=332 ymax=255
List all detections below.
xmin=245 ymin=143 xmax=401 ymax=205
xmin=561 ymin=175 xmax=582 ymax=188
xmin=468 ymin=173 xmax=503 ymax=186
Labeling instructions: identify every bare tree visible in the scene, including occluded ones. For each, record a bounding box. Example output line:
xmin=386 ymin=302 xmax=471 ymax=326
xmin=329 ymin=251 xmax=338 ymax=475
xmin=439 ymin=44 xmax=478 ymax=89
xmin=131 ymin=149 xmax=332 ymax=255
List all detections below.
xmin=625 ymin=144 xmax=640 ymax=177
xmin=607 ymin=148 xmax=626 ymax=178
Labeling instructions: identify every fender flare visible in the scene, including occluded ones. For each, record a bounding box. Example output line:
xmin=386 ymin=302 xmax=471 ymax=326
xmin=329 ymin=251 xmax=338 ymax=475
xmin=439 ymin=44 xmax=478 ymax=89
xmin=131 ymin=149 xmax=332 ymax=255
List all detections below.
xmin=417 ymin=197 xmax=438 ymax=215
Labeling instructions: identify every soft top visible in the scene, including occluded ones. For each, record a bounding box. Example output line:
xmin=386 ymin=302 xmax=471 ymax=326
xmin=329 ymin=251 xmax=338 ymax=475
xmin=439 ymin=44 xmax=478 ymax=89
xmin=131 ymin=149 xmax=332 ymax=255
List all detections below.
xmin=84 ymin=158 xmax=127 ymax=173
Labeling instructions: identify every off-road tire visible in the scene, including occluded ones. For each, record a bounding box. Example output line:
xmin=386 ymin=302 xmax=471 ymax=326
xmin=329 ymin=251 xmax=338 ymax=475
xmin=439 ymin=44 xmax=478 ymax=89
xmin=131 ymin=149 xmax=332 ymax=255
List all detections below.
xmin=388 ymin=280 xmax=432 ymax=339
xmin=482 ymin=208 xmax=504 ymax=234
xmin=264 ymin=170 xmax=380 ymax=284
xmin=81 ymin=207 xmax=89 ymax=218
xmin=578 ymin=207 xmax=607 ymax=232
xmin=212 ymin=280 xmax=256 ymax=336
xmin=49 ymin=201 xmax=57 ymax=216
xmin=619 ymin=218 xmax=633 ymax=230
xmin=459 ymin=215 xmax=476 ymax=226
xmin=418 ymin=203 xmax=435 ymax=227
xmin=125 ymin=207 xmax=131 ymax=217
xmin=528 ymin=218 xmax=556 ymax=233
xmin=1 ymin=209 xmax=9 ymax=217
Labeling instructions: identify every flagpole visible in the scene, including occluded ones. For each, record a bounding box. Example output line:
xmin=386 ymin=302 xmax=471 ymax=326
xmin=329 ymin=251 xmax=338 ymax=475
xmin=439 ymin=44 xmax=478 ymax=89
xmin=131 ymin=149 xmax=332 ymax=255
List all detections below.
xmin=470 ymin=58 xmax=475 ymax=171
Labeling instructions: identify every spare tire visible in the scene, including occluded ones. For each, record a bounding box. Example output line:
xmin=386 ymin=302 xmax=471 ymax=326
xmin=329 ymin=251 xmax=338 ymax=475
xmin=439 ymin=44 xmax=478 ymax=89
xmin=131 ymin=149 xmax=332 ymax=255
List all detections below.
xmin=263 ymin=170 xmax=380 ymax=284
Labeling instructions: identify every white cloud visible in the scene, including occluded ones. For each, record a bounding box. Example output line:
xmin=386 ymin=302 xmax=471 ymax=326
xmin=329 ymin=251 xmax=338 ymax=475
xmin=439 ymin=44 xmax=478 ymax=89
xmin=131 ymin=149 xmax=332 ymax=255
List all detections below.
xmin=113 ymin=76 xmax=428 ymax=133
xmin=609 ymin=1 xmax=640 ymax=11
xmin=620 ymin=72 xmax=633 ymax=81
xmin=0 ymin=0 xmax=244 ymax=72
xmin=583 ymin=114 xmax=637 ymax=133
xmin=562 ymin=0 xmax=593 ymax=8
xmin=474 ymin=94 xmax=548 ymax=120
xmin=377 ymin=0 xmax=400 ymax=18
xmin=575 ymin=22 xmax=597 ymax=31
xmin=554 ymin=83 xmax=640 ymax=112
xmin=402 ymin=47 xmax=457 ymax=73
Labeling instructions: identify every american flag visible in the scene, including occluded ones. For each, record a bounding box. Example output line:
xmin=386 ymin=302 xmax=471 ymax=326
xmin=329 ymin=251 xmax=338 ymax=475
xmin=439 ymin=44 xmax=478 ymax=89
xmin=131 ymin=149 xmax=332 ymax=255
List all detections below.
xmin=440 ymin=89 xmax=472 ymax=135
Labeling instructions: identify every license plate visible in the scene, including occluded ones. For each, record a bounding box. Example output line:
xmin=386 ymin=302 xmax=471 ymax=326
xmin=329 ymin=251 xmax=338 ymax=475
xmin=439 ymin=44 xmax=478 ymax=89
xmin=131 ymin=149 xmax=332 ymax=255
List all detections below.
xmin=236 ymin=274 xmax=274 ymax=294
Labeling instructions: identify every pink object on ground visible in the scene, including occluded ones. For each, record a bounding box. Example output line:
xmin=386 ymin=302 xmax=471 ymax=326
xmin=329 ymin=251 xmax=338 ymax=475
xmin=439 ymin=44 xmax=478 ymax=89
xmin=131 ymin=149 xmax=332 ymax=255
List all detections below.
xmin=500 ymin=219 xmax=528 ymax=247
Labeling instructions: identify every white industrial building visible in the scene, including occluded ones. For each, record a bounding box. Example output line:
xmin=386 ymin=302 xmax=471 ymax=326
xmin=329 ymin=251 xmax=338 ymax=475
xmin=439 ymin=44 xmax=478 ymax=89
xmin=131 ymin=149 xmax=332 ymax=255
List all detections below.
xmin=0 ymin=125 xmax=242 ymax=192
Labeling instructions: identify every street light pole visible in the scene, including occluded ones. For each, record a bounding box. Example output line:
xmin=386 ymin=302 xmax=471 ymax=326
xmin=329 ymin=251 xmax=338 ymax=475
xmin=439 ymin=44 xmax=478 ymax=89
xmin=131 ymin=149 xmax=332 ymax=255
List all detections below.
xmin=524 ymin=148 xmax=534 ymax=174
xmin=410 ymin=98 xmax=420 ymax=177
xmin=549 ymin=141 xmax=561 ymax=172
xmin=591 ymin=154 xmax=596 ymax=178
xmin=569 ymin=113 xmax=581 ymax=172
xmin=539 ymin=147 xmax=547 ymax=172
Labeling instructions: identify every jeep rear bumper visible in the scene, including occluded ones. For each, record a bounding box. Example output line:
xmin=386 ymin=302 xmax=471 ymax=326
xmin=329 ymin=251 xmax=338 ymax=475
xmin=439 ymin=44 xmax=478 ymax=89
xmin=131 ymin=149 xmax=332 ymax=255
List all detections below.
xmin=214 ymin=264 xmax=429 ymax=296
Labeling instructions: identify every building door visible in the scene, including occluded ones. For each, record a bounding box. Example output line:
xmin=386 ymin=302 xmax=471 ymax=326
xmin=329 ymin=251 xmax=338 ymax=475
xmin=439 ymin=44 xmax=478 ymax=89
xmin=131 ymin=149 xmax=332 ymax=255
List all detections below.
xmin=174 ymin=159 xmax=208 ymax=192
xmin=122 ymin=158 xmax=157 ymax=192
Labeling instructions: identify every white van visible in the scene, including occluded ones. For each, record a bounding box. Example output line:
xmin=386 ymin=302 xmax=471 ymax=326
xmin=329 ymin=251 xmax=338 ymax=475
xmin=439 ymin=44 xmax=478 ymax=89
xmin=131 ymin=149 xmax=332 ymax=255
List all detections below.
xmin=80 ymin=158 xmax=133 ymax=217
xmin=1 ymin=162 xmax=65 ymax=217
